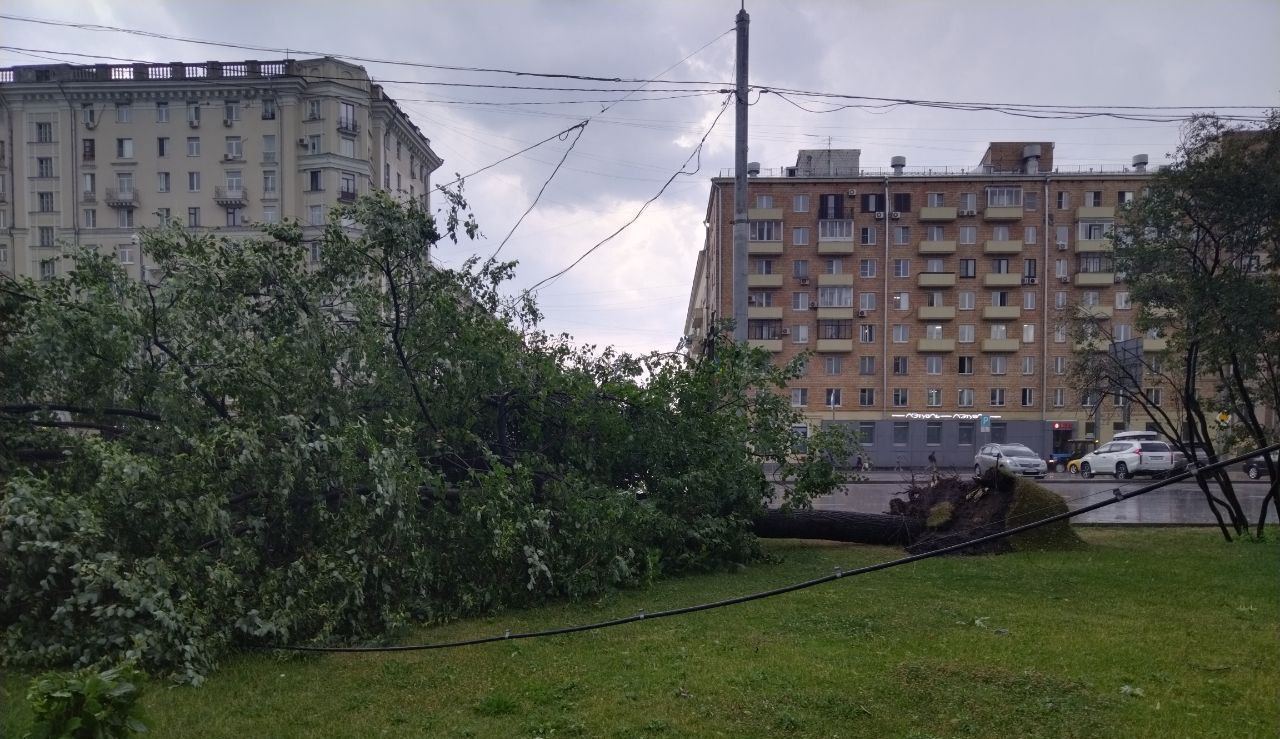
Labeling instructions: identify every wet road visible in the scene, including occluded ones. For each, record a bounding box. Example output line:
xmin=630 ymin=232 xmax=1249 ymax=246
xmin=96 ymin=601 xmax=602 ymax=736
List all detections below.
xmin=807 ymin=474 xmax=1276 ymax=525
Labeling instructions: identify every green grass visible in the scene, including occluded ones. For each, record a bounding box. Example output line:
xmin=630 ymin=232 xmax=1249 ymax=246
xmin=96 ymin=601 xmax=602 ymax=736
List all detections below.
xmin=3 ymin=528 xmax=1276 ymax=737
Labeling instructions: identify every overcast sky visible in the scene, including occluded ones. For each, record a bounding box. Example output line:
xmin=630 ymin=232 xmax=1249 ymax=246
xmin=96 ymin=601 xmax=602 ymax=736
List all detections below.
xmin=4 ymin=1 xmax=1278 ymax=354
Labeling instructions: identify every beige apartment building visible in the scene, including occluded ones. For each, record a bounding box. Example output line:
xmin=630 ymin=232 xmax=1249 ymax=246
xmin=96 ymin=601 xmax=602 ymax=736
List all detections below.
xmin=0 ymin=57 xmax=442 ymax=282
xmin=685 ymin=143 xmax=1173 ymax=468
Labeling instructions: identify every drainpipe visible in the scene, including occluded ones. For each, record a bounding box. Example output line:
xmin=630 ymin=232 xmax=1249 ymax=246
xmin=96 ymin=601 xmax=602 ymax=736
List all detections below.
xmin=881 ymin=178 xmax=890 ymax=454
xmin=1042 ymin=174 xmax=1051 ymax=456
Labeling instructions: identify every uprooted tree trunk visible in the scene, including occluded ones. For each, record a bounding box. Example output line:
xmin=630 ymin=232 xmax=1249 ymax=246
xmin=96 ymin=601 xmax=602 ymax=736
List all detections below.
xmin=755 ymin=470 xmax=1085 ymax=555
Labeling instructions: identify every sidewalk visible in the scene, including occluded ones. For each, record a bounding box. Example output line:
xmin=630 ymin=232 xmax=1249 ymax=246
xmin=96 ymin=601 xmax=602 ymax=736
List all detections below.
xmin=829 ymin=468 xmax=1263 ymax=484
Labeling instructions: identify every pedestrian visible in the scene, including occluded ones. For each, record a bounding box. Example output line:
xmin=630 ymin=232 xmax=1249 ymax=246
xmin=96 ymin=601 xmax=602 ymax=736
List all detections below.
xmin=928 ymin=451 xmax=938 ymax=471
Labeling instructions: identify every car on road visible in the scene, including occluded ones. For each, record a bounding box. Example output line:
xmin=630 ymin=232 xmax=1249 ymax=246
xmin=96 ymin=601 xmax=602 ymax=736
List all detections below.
xmin=1243 ymin=451 xmax=1278 ymax=480
xmin=1078 ymin=440 xmax=1176 ymax=479
xmin=974 ymin=443 xmax=1049 ymax=478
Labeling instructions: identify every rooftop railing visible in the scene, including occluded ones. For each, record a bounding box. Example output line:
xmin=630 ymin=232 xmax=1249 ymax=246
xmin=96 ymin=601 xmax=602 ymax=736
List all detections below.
xmin=721 ymin=164 xmax=1154 ymax=178
xmin=0 ymin=60 xmax=296 ymax=85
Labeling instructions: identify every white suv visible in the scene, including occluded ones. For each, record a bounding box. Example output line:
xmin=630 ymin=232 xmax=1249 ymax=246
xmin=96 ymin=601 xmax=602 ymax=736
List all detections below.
xmin=1078 ymin=440 xmax=1176 ymax=479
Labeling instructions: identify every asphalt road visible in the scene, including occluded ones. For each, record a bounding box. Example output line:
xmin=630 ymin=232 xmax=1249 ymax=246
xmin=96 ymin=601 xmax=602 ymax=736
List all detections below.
xmin=807 ymin=472 xmax=1276 ymax=525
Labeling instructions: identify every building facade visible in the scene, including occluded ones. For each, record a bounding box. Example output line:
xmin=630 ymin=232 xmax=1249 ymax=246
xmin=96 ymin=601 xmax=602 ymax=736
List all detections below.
xmin=686 ymin=143 xmax=1172 ymax=468
xmin=0 ymin=57 xmax=442 ymax=282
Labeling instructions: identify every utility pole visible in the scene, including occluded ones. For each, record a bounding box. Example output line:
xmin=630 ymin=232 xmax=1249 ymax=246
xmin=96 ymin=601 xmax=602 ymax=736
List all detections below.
xmin=731 ymin=4 xmax=750 ymax=342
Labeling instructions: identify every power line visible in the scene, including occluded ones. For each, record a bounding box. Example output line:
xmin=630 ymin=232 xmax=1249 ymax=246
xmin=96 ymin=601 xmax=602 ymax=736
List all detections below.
xmin=523 ymin=95 xmax=733 ymax=294
xmin=264 ymin=442 xmax=1280 ymax=654
xmin=490 ymin=123 xmax=586 ymax=259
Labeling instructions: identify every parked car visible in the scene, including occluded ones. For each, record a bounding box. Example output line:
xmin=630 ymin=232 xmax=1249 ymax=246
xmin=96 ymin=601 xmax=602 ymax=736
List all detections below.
xmin=1243 ymin=451 xmax=1278 ymax=480
xmin=974 ymin=443 xmax=1049 ymax=478
xmin=1078 ymin=440 xmax=1176 ymax=479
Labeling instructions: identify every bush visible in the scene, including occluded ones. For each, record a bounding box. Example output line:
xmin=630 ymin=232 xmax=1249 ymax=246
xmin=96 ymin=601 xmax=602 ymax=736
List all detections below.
xmin=25 ymin=663 xmax=148 ymax=738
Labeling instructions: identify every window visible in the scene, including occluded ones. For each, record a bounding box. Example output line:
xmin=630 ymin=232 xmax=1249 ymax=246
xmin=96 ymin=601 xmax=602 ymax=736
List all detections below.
xmin=1025 ymin=226 xmax=1037 ymax=244
xmin=1114 ymin=324 xmax=1132 ymax=342
xmin=859 ymin=388 xmax=875 ymax=407
xmin=1117 ymin=191 xmax=1135 ymax=205
xmin=959 ymin=259 xmax=976 ymax=278
xmin=263 ymin=170 xmax=277 ymax=194
xmin=990 ymin=356 xmax=1008 ymax=375
xmin=959 ymin=192 xmax=976 ymax=211
xmin=1145 ymin=388 xmax=1162 ymax=406
xmin=1023 ymin=291 xmax=1036 ymax=310
xmin=990 ymin=388 xmax=1006 ymax=406
xmin=339 ymin=102 xmax=356 ymax=131
xmin=396 ymin=140 xmax=403 ymax=160
xmin=306 ymin=134 xmax=322 ymax=155
xmin=39 ymin=259 xmax=56 ymax=281
xmin=34 ymin=156 xmax=55 ymax=178
xmin=793 ymin=194 xmax=809 ymax=212
xmin=1052 ymin=388 xmax=1065 ymax=407
xmin=792 ymin=227 xmax=809 ymax=246
xmin=1115 ymin=291 xmax=1131 ymax=310
xmin=1022 ymin=324 xmax=1035 ymax=343
xmin=1056 ymin=225 xmax=1070 ymax=247
xmin=824 ymin=356 xmax=842 ymax=375
xmin=340 ymin=172 xmax=357 ymax=197
xmin=82 ymin=172 xmax=95 ymax=196
xmin=993 ymin=225 xmax=1010 ymax=241
xmin=1024 ymin=192 xmax=1038 ymax=211
xmin=892 ymin=292 xmax=909 ymax=310
xmin=754 ymin=194 xmax=774 ymax=208
xmin=1051 ymin=356 xmax=1066 ymax=375
xmin=893 ymin=226 xmax=910 ymax=245
xmin=187 ymin=137 xmax=200 ymax=157
xmin=748 ymin=220 xmax=781 ymax=241
xmin=225 ymin=136 xmax=243 ymax=159
xmin=926 ymin=356 xmax=943 ymax=375
xmin=791 ymin=388 xmax=808 ymax=407
xmin=860 ymin=227 xmax=877 ymax=245
xmin=308 ymin=170 xmax=323 ymax=191
xmin=792 ymin=292 xmax=810 ymax=311
xmin=749 ymin=291 xmax=775 ymax=308
xmin=1057 ymin=191 xmax=1070 ymax=209
xmin=83 ymin=208 xmax=96 ymax=227
xmin=926 ymin=225 xmax=945 ymax=241
xmin=262 ymin=98 xmax=277 ymax=120
xmin=307 ymin=99 xmax=322 ymax=120
xmin=793 ymin=259 xmax=809 ymax=277
xmin=156 ymin=207 xmax=170 ymax=223
xmin=986 ymin=187 xmax=1022 ymax=207
xmin=991 ymin=324 xmax=1009 ymax=340
xmin=1019 ymin=357 xmax=1035 ymax=377
xmin=893 ymin=421 xmax=909 ymax=444
xmin=226 ymin=208 xmax=245 ymax=227
xmin=187 ymin=103 xmax=200 ymax=126
xmin=116 ymin=244 xmax=134 ymax=265
xmin=954 ymin=291 xmax=974 ymax=311
xmin=263 ymin=206 xmax=278 ymax=224
xmin=927 ymin=192 xmax=945 ymax=207
xmin=992 ymin=258 xmax=1010 ymax=275
xmin=958 ymin=324 xmax=975 ymax=343
xmin=309 ymin=243 xmax=323 ymax=264
xmin=892 ymin=324 xmax=909 ymax=343
xmin=37 ymin=192 xmax=54 ymax=212
xmin=892 ymin=389 xmax=909 ymax=407
xmin=927 ymin=390 xmax=942 ymax=408
xmin=958 ymin=356 xmax=974 ymax=375
xmin=1018 ymin=388 xmax=1035 ymax=408
xmin=859 ymin=356 xmax=875 ymax=375
xmin=1054 ymin=325 xmax=1067 ymax=343
xmin=222 ymin=100 xmax=239 ymax=122
xmin=1085 ymin=191 xmax=1103 ymax=207
xmin=958 ymin=388 xmax=974 ymax=408
xmin=992 ymin=291 xmax=1011 ymax=307
xmin=893 ymin=259 xmax=910 ymax=278
xmin=36 ymin=122 xmax=54 ymax=143
xmin=859 ymin=324 xmax=875 ymax=343
xmin=112 ymin=102 xmax=131 ymax=123
xmin=261 ymin=134 xmax=277 ymax=163
xmin=1024 ymin=258 xmax=1037 ymax=278
xmin=187 ymin=207 xmax=200 ymax=227
xmin=958 ymin=422 xmax=975 ymax=445
xmin=157 ymin=172 xmax=170 ymax=192
xmin=81 ymin=104 xmax=96 ymax=126
xmin=860 ymin=193 xmax=885 ymax=213
xmin=991 ymin=423 xmax=1008 ymax=444
xmin=824 ymin=257 xmax=843 ymax=274
xmin=225 ymin=170 xmax=243 ymax=190
xmin=859 ymin=258 xmax=876 ymax=278
xmin=816 ymin=287 xmax=851 ymax=308
xmin=309 ymin=205 xmax=325 ymax=226
xmin=187 ymin=171 xmax=201 ymax=192
xmin=925 ymin=324 xmax=944 ymax=340
xmin=892 ymin=356 xmax=908 ymax=375
xmin=824 ymin=388 xmax=842 ymax=407
xmin=1055 ymin=258 xmax=1068 ymax=278
xmin=892 ymin=193 xmax=911 ymax=212
xmin=1053 ymin=291 xmax=1067 ymax=310
xmin=856 ymin=292 xmax=874 ymax=311
xmin=857 ymin=421 xmax=876 ymax=444
xmin=116 ymin=138 xmax=134 ymax=159
xmin=959 ymin=225 xmax=977 ymax=244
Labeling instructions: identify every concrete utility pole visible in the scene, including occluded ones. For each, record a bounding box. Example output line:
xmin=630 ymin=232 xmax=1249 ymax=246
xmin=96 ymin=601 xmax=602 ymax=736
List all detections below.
xmin=731 ymin=4 xmax=750 ymax=342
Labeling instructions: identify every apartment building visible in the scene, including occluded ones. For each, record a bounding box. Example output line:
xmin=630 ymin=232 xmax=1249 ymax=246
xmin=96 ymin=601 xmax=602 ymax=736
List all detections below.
xmin=685 ymin=143 xmax=1169 ymax=467
xmin=0 ymin=57 xmax=442 ymax=282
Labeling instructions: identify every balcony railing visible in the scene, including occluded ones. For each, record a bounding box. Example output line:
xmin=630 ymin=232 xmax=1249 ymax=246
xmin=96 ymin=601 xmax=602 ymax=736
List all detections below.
xmin=213 ymin=186 xmax=248 ymax=206
xmin=81 ymin=190 xmax=95 ymax=203
xmin=104 ymin=188 xmax=138 ymax=208
xmin=338 ymin=189 xmax=357 ymax=202
xmin=337 ymin=118 xmax=359 ymax=134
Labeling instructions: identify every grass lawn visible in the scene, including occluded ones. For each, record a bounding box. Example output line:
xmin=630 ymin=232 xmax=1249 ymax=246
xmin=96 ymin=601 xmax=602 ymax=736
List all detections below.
xmin=2 ymin=527 xmax=1276 ymax=738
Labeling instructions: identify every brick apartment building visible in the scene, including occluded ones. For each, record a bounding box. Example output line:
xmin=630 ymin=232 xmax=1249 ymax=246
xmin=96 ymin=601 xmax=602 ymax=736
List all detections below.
xmin=0 ymin=57 xmax=441 ymax=283
xmin=685 ymin=143 xmax=1169 ymax=468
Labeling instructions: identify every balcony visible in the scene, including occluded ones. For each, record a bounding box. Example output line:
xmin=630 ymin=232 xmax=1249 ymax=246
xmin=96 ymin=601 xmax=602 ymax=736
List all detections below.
xmin=747 ymin=207 xmax=783 ymax=220
xmin=337 ymin=118 xmax=360 ymax=135
xmin=918 ymin=272 xmax=956 ymax=288
xmin=919 ymin=206 xmax=957 ymax=221
xmin=213 ymin=186 xmax=248 ymax=207
xmin=982 ymin=306 xmax=1022 ymax=320
xmin=984 ymin=273 xmax=1023 ymax=287
xmin=1073 ymin=338 xmax=1110 ymax=352
xmin=747 ymin=273 xmax=783 ymax=288
xmin=1074 ymin=272 xmax=1115 ymax=287
xmin=816 ymin=307 xmax=856 ymax=320
xmin=817 ymin=273 xmax=854 ymax=286
xmin=1075 ymin=239 xmax=1112 ymax=253
xmin=1077 ymin=206 xmax=1115 ymax=219
xmin=817 ymin=219 xmax=855 ymax=246
xmin=1076 ymin=304 xmax=1113 ymax=319
xmin=916 ymin=338 xmax=955 ymax=352
xmin=983 ymin=206 xmax=1023 ymax=220
xmin=981 ymin=338 xmax=1020 ymax=352
xmin=816 ymin=339 xmax=854 ymax=353
xmin=817 ymin=240 xmax=855 ymax=255
xmin=80 ymin=191 xmax=95 ymax=203
xmin=918 ymin=240 xmax=956 ymax=255
xmin=748 ymin=240 xmax=784 ymax=255
xmin=749 ymin=339 xmax=783 ymax=353
xmin=1142 ymin=337 xmax=1168 ymax=352
xmin=338 ymin=189 xmax=358 ymax=203
xmin=747 ymin=306 xmax=783 ymax=320
xmin=103 ymin=188 xmax=138 ymax=208
xmin=917 ymin=306 xmax=955 ymax=321
xmin=983 ymin=240 xmax=1023 ymax=254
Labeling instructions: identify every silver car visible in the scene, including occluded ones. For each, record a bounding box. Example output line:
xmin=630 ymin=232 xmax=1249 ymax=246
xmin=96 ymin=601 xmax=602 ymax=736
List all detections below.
xmin=974 ymin=443 xmax=1049 ymax=478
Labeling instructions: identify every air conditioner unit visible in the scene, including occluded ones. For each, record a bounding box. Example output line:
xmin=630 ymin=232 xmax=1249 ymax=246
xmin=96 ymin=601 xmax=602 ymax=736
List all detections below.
xmin=223 ymin=118 xmax=234 ymax=127
xmin=961 ymin=209 xmax=977 ymax=216
xmin=222 ymin=154 xmax=236 ymax=161
xmin=858 ymin=310 xmax=868 ymax=317
xmin=780 ymin=327 xmax=791 ymax=336
xmin=298 ymin=138 xmax=308 ymax=146
xmin=1022 ymin=276 xmax=1038 ymax=285
xmin=1059 ymin=276 xmax=1071 ymax=284
xmin=810 ymin=303 xmax=819 ymax=311
xmin=1056 ymin=241 xmax=1068 ymax=250
xmin=875 ymin=211 xmax=886 ymax=220
xmin=847 ymin=188 xmax=857 ymax=197
xmin=890 ymin=211 xmax=901 ymax=220
xmin=188 ymin=120 xmax=200 ymax=128
xmin=798 ymin=277 xmax=810 ymax=286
